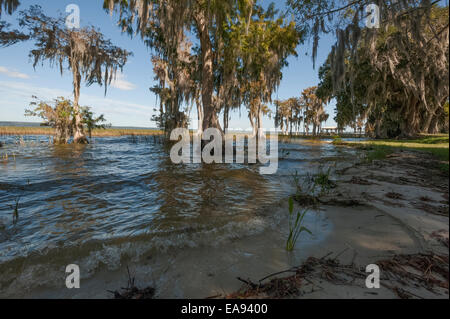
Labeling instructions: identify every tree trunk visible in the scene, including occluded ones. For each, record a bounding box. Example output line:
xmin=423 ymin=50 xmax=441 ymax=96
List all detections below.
xmin=72 ymin=65 xmax=88 ymax=144
xmin=427 ymin=114 xmax=440 ymax=134
xmin=223 ymin=106 xmax=229 ymax=131
xmin=196 ymin=97 xmax=204 ymax=136
xmin=257 ymin=106 xmax=264 ymax=146
xmin=402 ymin=97 xmax=420 ymax=137
xmin=55 ymin=123 xmax=69 ymax=144
xmin=196 ymin=13 xmax=222 ymax=135
xmin=249 ymin=113 xmax=256 ymax=137
xmin=258 ymin=107 xmax=263 ymax=135
xmin=422 ymin=112 xmax=434 ymax=134
xmin=422 ymin=104 xmax=441 ymax=134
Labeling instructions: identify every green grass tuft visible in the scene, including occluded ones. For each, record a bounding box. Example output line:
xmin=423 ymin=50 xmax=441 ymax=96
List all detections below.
xmin=286 ymin=197 xmax=312 ymax=252
xmin=366 ymin=145 xmax=394 ymax=162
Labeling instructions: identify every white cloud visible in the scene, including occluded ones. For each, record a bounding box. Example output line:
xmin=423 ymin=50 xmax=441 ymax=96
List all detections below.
xmin=110 ymin=72 xmax=136 ymax=91
xmin=0 ymin=66 xmax=30 ymax=79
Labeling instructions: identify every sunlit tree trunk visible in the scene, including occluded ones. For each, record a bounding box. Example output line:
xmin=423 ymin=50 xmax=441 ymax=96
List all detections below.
xmin=55 ymin=124 xmax=69 ymax=144
xmin=249 ymin=113 xmax=256 ymax=137
xmin=196 ymin=97 xmax=204 ymax=136
xmin=256 ymin=105 xmax=265 ymax=145
xmin=257 ymin=106 xmax=263 ymax=137
xmin=72 ymin=63 xmax=88 ymax=144
xmin=196 ymin=13 xmax=222 ymax=135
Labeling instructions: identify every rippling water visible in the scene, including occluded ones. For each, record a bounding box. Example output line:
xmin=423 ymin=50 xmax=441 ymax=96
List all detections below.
xmin=0 ymin=135 xmax=359 ymax=297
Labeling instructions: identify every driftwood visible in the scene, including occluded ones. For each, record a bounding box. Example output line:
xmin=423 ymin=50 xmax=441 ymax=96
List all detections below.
xmin=378 ymin=253 xmax=449 ymax=293
xmin=225 ymin=252 xmax=449 ymax=299
xmin=108 ymin=266 xmax=155 ymax=299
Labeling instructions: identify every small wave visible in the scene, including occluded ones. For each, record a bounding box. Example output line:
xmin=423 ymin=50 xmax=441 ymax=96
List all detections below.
xmin=0 ymin=204 xmax=283 ymax=297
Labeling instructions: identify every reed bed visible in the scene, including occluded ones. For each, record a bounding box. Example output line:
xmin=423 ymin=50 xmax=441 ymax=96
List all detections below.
xmin=0 ymin=126 xmax=164 ymax=137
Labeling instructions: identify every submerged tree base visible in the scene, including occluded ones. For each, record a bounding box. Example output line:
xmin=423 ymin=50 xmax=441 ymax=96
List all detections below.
xmin=73 ymin=136 xmax=90 ymax=145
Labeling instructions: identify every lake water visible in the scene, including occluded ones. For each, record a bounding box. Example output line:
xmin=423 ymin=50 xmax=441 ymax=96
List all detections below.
xmin=0 ymin=135 xmax=360 ymax=297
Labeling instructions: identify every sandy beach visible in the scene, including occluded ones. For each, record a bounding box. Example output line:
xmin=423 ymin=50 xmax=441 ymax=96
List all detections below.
xmin=226 ymin=149 xmax=449 ymax=299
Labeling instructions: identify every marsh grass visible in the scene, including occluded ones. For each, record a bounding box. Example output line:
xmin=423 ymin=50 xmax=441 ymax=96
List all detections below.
xmin=0 ymin=126 xmax=164 ymax=137
xmin=314 ymin=166 xmax=336 ymax=195
xmin=286 ymin=197 xmax=312 ymax=252
xmin=293 ymin=165 xmax=335 ymax=199
xmin=11 ymin=197 xmax=20 ymax=224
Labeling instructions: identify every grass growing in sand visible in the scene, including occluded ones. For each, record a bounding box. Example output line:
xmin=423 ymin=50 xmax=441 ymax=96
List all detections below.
xmin=286 ymin=197 xmax=312 ymax=252
xmin=337 ymin=134 xmax=449 ymax=173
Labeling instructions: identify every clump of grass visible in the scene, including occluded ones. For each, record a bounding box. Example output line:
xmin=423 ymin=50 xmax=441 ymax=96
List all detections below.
xmin=314 ymin=166 xmax=336 ymax=195
xmin=287 ymin=166 xmax=335 ymax=251
xmin=10 ymin=197 xmax=20 ymax=224
xmin=286 ymin=197 xmax=312 ymax=252
xmin=332 ymin=136 xmax=343 ymax=145
xmin=292 ymin=171 xmax=319 ymax=206
xmin=365 ymin=145 xmax=394 ymax=162
xmin=292 ymin=165 xmax=335 ymax=207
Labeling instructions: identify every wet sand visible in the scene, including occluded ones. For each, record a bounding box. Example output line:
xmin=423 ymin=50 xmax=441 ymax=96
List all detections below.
xmin=228 ymin=149 xmax=449 ymax=299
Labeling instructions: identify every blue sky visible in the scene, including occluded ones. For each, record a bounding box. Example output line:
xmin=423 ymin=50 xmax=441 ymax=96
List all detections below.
xmin=0 ymin=0 xmax=337 ymax=129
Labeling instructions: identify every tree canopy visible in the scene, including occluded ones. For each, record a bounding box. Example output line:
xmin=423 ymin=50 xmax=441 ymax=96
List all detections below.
xmin=19 ymin=6 xmax=132 ymax=143
xmin=317 ymin=4 xmax=449 ymax=137
xmin=0 ymin=0 xmax=27 ymax=47
xmin=104 ymin=0 xmax=302 ymax=136
xmin=275 ymin=87 xmax=329 ymax=136
xmin=26 ymin=96 xmax=109 ymax=144
xmin=0 ymin=0 xmax=19 ymax=16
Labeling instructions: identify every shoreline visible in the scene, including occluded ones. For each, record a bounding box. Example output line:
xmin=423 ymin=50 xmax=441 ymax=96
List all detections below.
xmin=0 ymin=126 xmax=367 ymax=139
xmin=227 ymin=149 xmax=449 ymax=299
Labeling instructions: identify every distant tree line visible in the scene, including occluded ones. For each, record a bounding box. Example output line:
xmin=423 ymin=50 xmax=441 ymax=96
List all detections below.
xmin=274 ymin=86 xmax=330 ymax=136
